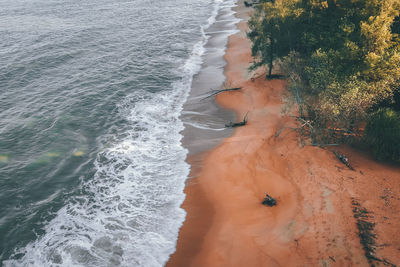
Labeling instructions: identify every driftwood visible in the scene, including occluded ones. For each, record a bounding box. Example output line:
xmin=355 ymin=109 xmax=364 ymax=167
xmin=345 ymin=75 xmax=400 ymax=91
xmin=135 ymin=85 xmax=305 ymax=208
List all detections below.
xmin=333 ymin=151 xmax=354 ymax=170
xmin=202 ymin=87 xmax=241 ymax=100
xmin=225 ymin=112 xmax=248 ymax=128
xmin=262 ymin=193 xmax=277 ymax=206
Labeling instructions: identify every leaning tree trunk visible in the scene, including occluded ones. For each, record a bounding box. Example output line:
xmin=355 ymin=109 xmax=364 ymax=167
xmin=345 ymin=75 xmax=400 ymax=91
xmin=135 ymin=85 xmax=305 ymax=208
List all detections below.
xmin=268 ymin=36 xmax=274 ymax=77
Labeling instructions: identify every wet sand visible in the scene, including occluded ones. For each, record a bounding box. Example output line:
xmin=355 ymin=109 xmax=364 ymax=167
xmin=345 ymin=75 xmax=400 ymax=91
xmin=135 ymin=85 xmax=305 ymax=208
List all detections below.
xmin=180 ymin=2 xmax=239 ymax=155
xmin=168 ymin=1 xmax=400 ymax=266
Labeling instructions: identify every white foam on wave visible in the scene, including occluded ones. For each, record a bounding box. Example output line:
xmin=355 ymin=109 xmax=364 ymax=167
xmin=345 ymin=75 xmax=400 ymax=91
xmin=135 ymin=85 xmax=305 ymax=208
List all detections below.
xmin=204 ymin=29 xmax=238 ymax=34
xmin=184 ymin=121 xmax=227 ymax=131
xmin=4 ymin=0 xmax=237 ymax=267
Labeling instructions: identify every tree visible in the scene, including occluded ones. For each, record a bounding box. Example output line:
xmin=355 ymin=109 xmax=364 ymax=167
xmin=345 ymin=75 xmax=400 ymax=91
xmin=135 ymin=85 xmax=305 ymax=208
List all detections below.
xmin=248 ymin=0 xmax=400 ymax=146
xmin=247 ymin=0 xmax=295 ymax=76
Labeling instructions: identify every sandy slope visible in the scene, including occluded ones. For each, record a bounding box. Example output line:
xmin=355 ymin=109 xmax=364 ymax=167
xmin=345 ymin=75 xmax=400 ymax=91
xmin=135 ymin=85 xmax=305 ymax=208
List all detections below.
xmin=167 ymin=2 xmax=400 ymax=266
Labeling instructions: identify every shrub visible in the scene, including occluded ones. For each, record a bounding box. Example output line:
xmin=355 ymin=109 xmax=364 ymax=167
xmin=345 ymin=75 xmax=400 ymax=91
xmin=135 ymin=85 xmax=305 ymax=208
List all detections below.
xmin=364 ymin=108 xmax=400 ymax=162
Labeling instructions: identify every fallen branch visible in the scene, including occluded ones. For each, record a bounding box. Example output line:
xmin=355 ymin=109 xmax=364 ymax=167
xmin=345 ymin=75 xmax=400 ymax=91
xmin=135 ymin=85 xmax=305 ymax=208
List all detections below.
xmin=296 ymin=117 xmax=314 ymax=129
xmin=225 ymin=112 xmax=249 ymax=128
xmin=333 ymin=151 xmax=354 ymax=170
xmin=202 ymin=87 xmax=242 ymax=100
xmin=274 ymin=117 xmax=312 ymax=138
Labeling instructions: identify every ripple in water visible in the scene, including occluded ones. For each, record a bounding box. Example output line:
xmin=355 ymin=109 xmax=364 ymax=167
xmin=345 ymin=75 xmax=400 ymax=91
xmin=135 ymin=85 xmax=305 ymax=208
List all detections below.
xmin=2 ymin=0 xmax=236 ymax=266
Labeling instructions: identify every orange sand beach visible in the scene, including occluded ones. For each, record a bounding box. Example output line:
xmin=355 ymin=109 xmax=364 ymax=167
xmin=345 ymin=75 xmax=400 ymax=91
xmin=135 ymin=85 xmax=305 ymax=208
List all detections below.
xmin=167 ymin=1 xmax=400 ymax=266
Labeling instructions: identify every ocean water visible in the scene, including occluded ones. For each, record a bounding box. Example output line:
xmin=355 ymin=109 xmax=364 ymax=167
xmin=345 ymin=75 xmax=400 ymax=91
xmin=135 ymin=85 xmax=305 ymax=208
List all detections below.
xmin=0 ymin=0 xmax=237 ymax=266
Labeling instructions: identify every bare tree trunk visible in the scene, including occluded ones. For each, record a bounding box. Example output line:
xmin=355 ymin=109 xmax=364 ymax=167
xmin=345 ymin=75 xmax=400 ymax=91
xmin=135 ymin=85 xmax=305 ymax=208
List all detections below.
xmin=268 ymin=36 xmax=274 ymax=77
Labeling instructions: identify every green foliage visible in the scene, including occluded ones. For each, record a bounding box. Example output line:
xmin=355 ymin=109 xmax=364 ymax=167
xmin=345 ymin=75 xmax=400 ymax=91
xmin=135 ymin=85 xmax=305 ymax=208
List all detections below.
xmin=247 ymin=0 xmax=295 ymax=75
xmin=364 ymin=109 xmax=400 ymax=162
xmin=248 ymin=0 xmax=400 ymax=147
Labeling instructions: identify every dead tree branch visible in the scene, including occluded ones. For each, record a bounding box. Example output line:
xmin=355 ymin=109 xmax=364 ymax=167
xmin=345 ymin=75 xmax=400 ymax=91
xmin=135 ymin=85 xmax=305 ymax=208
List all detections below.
xmin=202 ymin=87 xmax=242 ymax=100
xmin=225 ymin=112 xmax=249 ymax=128
xmin=288 ymin=75 xmax=304 ymax=119
xmin=333 ymin=151 xmax=354 ymax=170
xmin=275 ymin=116 xmax=313 ymax=138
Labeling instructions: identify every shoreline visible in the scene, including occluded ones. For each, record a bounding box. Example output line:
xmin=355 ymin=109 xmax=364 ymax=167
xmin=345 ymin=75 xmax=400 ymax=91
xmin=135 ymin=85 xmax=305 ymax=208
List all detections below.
xmin=168 ymin=0 xmax=400 ymax=266
xmin=180 ymin=0 xmax=238 ymax=156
